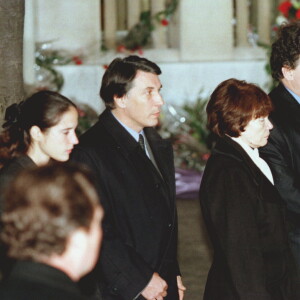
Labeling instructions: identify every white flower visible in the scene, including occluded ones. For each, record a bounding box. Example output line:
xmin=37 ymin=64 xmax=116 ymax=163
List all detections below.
xmin=276 ymin=15 xmax=288 ymax=25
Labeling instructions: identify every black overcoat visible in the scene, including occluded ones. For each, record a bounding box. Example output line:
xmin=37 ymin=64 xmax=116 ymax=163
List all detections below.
xmin=0 ymin=155 xmax=36 ymax=214
xmin=0 ymin=261 xmax=86 ymax=299
xmin=71 ymin=109 xmax=179 ymax=300
xmin=260 ymin=83 xmax=300 ymax=227
xmin=199 ymin=136 xmax=300 ymax=300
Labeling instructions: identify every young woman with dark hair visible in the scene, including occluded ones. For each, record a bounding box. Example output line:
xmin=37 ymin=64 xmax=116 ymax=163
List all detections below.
xmin=0 ymin=90 xmax=79 ymax=211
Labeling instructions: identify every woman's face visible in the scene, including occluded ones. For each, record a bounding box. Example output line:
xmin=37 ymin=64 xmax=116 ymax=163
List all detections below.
xmin=37 ymin=106 xmax=79 ymax=163
xmin=239 ymin=116 xmax=273 ymax=148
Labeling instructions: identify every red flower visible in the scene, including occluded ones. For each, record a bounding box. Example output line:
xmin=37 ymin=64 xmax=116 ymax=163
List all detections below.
xmin=296 ymin=9 xmax=300 ymax=19
xmin=72 ymin=56 xmax=83 ymax=65
xmin=278 ymin=1 xmax=292 ymax=17
xmin=117 ymin=45 xmax=126 ymax=53
xmin=77 ymin=108 xmax=86 ymax=117
xmin=201 ymin=153 xmax=210 ymax=161
xmin=161 ymin=19 xmax=169 ymax=26
xmin=102 ymin=64 xmax=108 ymax=69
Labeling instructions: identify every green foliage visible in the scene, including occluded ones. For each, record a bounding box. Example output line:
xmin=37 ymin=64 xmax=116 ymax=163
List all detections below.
xmin=159 ymin=95 xmax=211 ymax=171
xmin=76 ymin=103 xmax=98 ymax=136
xmin=121 ymin=0 xmax=179 ymax=50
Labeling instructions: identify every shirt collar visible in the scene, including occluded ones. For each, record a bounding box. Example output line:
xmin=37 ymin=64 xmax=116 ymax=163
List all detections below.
xmin=111 ymin=111 xmax=143 ymax=142
xmin=284 ymin=85 xmax=300 ymax=104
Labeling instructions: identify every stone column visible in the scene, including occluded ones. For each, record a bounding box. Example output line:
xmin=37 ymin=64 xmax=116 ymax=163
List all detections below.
xmin=257 ymin=0 xmax=272 ymax=44
xmin=23 ymin=0 xmax=35 ymax=85
xmin=236 ymin=0 xmax=249 ymax=46
xmin=179 ymin=0 xmax=234 ymax=61
xmin=151 ymin=0 xmax=168 ymax=48
xmin=104 ymin=0 xmax=117 ymax=49
xmin=127 ymin=0 xmax=141 ymax=29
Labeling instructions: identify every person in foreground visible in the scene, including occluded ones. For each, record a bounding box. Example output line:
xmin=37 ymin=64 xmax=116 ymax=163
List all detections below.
xmin=0 ymin=163 xmax=104 ymax=300
xmin=199 ymin=78 xmax=300 ymax=299
xmin=71 ymin=55 xmax=185 ymax=300
xmin=259 ymin=21 xmax=300 ymax=275
xmin=0 ymin=90 xmax=79 ymax=213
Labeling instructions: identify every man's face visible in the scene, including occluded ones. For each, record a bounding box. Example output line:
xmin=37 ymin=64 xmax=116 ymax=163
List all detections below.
xmin=282 ymin=58 xmax=300 ymax=96
xmin=117 ymin=70 xmax=164 ymax=132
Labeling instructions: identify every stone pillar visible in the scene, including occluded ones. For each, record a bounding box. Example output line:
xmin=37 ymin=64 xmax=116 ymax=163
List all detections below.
xmin=179 ymin=0 xmax=234 ymax=61
xmin=257 ymin=0 xmax=272 ymax=44
xmin=127 ymin=0 xmax=141 ymax=29
xmin=35 ymin=0 xmax=101 ymax=57
xmin=23 ymin=0 xmax=35 ymax=85
xmin=236 ymin=0 xmax=249 ymax=46
xmin=151 ymin=0 xmax=168 ymax=48
xmin=104 ymin=0 xmax=117 ymax=49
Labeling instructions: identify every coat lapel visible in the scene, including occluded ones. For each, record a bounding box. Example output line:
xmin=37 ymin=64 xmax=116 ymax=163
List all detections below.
xmin=100 ymin=110 xmax=174 ymax=209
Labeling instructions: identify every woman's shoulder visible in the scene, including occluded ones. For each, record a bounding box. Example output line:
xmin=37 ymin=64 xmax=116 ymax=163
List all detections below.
xmin=0 ymin=156 xmax=35 ymax=186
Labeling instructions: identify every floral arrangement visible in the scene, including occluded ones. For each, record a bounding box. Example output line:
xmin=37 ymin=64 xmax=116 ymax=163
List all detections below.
xmin=118 ymin=0 xmax=178 ymax=51
xmin=35 ymin=40 xmax=84 ymax=92
xmin=277 ymin=0 xmax=300 ymax=24
xmin=158 ymin=95 xmax=211 ymax=172
xmin=75 ymin=103 xmax=98 ymax=136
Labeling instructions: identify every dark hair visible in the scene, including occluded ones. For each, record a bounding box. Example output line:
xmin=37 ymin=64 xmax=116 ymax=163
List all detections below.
xmin=0 ymin=91 xmax=76 ymax=168
xmin=206 ymin=78 xmax=273 ymax=137
xmin=270 ymin=21 xmax=300 ymax=81
xmin=1 ymin=163 xmax=100 ymax=260
xmin=100 ymin=55 xmax=161 ymax=109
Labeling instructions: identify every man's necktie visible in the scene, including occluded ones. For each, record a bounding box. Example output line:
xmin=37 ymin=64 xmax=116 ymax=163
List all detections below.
xmin=138 ymin=134 xmax=146 ymax=152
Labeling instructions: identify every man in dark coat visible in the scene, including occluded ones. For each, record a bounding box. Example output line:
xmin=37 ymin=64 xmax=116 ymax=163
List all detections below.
xmin=0 ymin=164 xmax=104 ymax=300
xmin=259 ymin=21 xmax=300 ymax=275
xmin=71 ymin=56 xmax=185 ymax=300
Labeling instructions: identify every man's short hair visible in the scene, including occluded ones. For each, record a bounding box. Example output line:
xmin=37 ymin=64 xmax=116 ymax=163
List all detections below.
xmin=271 ymin=21 xmax=300 ymax=81
xmin=206 ymin=78 xmax=273 ymax=137
xmin=1 ymin=163 xmax=99 ymax=261
xmin=100 ymin=55 xmax=161 ymax=109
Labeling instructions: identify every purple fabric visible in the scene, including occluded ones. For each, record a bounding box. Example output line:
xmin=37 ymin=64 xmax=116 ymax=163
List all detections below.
xmin=175 ymin=168 xmax=203 ymax=199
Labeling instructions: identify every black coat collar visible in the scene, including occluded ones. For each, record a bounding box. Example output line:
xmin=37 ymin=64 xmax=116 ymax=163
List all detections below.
xmin=213 ymin=136 xmax=265 ymax=187
xmin=269 ymin=83 xmax=300 ymax=127
xmin=98 ymin=109 xmax=175 ymax=198
xmin=98 ymin=109 xmax=170 ymax=155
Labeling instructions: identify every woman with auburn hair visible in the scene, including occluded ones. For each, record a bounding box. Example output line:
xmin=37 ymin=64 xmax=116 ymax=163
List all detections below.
xmin=199 ymin=78 xmax=300 ymax=299
xmin=0 ymin=90 xmax=79 ymax=211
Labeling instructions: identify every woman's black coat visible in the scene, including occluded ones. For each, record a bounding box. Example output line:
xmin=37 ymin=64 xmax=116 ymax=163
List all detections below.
xmin=199 ymin=136 xmax=300 ymax=300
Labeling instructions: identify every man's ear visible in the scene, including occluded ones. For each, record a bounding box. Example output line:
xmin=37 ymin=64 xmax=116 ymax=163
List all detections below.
xmin=114 ymin=95 xmax=127 ymax=109
xmin=282 ymin=65 xmax=294 ymax=81
xmin=68 ymin=229 xmax=88 ymax=251
xmin=29 ymin=125 xmax=43 ymax=142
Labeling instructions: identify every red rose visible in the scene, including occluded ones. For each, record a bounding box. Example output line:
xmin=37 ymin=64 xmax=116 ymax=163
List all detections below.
xmin=296 ymin=9 xmax=300 ymax=19
xmin=278 ymin=1 xmax=292 ymax=17
xmin=161 ymin=19 xmax=169 ymax=26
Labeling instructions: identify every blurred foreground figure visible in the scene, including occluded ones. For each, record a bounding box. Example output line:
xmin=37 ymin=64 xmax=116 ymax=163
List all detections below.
xmin=0 ymin=163 xmax=103 ymax=300
xmin=199 ymin=78 xmax=300 ymax=300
